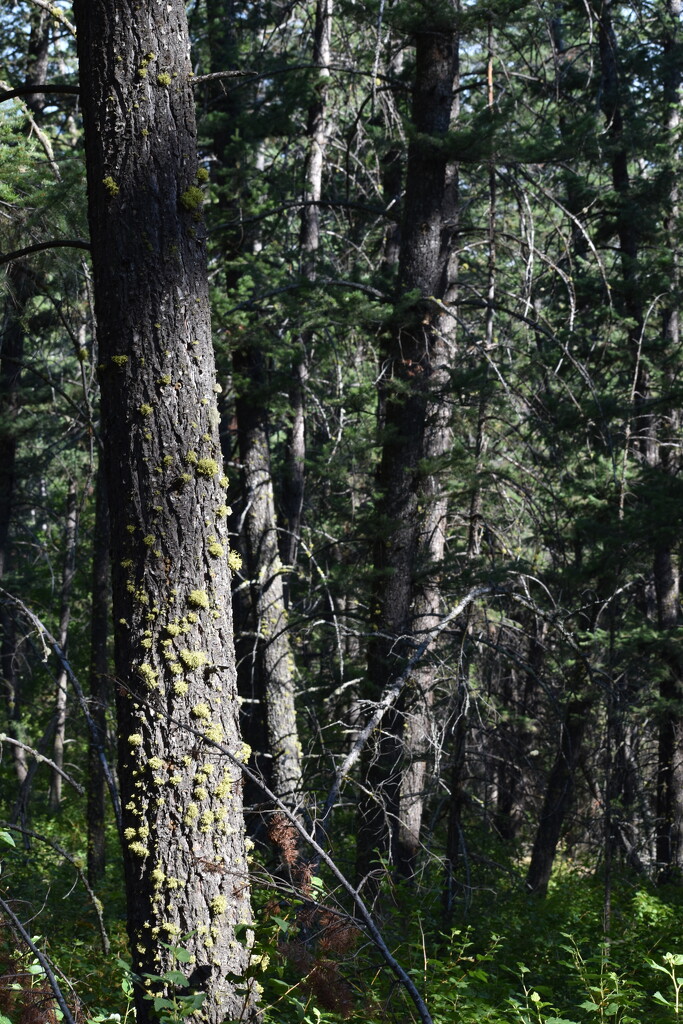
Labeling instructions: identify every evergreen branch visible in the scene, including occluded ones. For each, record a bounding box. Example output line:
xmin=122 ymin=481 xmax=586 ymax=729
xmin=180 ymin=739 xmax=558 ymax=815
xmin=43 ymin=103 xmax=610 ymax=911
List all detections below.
xmin=0 ymin=589 xmax=122 ymax=835
xmin=0 ymin=240 xmax=91 ymax=266
xmin=219 ymin=277 xmax=388 ymax=317
xmin=0 ymin=84 xmax=80 ymax=103
xmin=0 ymin=821 xmax=110 ymax=953
xmin=0 ymin=895 xmax=78 ymax=1024
xmin=0 ymin=734 xmax=83 ymax=795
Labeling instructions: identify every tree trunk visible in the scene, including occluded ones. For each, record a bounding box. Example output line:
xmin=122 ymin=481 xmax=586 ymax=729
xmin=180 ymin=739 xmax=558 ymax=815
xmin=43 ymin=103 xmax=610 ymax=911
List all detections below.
xmin=48 ymin=480 xmax=78 ymax=813
xmin=525 ymin=698 xmax=590 ymax=896
xmin=356 ymin=13 xmax=459 ymax=884
xmin=73 ymin=3 xmax=256 ymax=1019
xmin=0 ymin=263 xmax=32 ymax=786
xmin=233 ymin=346 xmax=303 ymax=814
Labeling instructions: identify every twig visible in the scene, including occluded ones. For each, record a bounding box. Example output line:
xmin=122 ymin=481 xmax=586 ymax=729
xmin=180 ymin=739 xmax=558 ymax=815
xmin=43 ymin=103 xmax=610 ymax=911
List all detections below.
xmin=0 ymin=735 xmax=83 ymax=795
xmin=0 ymin=896 xmax=77 ymax=1024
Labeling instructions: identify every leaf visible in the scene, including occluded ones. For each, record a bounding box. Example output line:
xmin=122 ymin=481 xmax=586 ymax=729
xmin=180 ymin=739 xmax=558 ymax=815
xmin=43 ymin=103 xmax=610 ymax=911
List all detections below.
xmin=652 ymin=991 xmax=670 ymax=1005
xmin=0 ymin=830 xmax=15 ymax=847
xmin=162 ymin=970 xmax=189 ymax=986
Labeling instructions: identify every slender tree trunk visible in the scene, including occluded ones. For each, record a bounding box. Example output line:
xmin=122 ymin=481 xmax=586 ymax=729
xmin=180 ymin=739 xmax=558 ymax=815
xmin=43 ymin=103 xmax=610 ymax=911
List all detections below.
xmin=357 ymin=12 xmax=459 ymax=884
xmin=87 ymin=461 xmax=110 ymax=884
xmin=525 ymin=697 xmax=590 ymax=896
xmin=73 ymin=3 xmax=256 ymax=1019
xmin=48 ymin=481 xmax=78 ymax=813
xmin=0 ymin=263 xmax=32 ymax=786
xmin=233 ymin=347 xmax=303 ymax=814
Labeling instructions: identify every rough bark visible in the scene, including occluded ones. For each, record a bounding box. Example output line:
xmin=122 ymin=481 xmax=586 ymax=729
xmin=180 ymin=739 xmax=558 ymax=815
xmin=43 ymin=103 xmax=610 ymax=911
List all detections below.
xmin=73 ymin=2 xmax=256 ymax=1019
xmin=356 ymin=13 xmax=459 ymax=884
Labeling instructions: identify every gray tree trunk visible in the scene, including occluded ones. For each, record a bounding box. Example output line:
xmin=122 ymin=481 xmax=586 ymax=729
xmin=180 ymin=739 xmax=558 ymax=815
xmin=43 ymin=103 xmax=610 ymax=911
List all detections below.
xmin=73 ymin=2 xmax=257 ymax=1018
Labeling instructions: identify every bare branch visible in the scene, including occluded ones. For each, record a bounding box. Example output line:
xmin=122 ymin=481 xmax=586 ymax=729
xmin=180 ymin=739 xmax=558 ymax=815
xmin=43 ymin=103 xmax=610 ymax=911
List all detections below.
xmin=22 ymin=0 xmax=77 ymax=37
xmin=0 ymin=84 xmax=80 ymax=103
xmin=317 ymin=584 xmax=499 ymax=841
xmin=0 ymin=240 xmax=91 ymax=266
xmin=0 ymin=734 xmax=83 ymax=795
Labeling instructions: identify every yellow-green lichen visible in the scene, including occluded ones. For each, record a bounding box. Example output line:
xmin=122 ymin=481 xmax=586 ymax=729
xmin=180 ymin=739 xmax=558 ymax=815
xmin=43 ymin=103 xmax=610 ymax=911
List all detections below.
xmin=199 ymin=810 xmax=214 ymax=833
xmin=215 ymin=503 xmax=231 ymax=518
xmin=193 ymin=785 xmax=208 ymax=801
xmin=129 ymin=841 xmax=149 ymax=857
xmin=143 ymin=534 xmax=155 ymax=547
xmin=162 ymin=454 xmax=173 ymax=467
xmin=156 ymin=72 xmax=172 ymax=86
xmin=204 ymin=722 xmax=224 ymax=744
xmin=128 ymin=734 xmax=143 ymax=747
xmin=237 ymin=742 xmax=252 ymax=763
xmin=169 ymin=773 xmax=182 ymax=785
xmin=196 ymin=458 xmax=219 ymax=477
xmin=187 ymin=589 xmax=209 ymax=609
xmin=228 ymin=550 xmax=243 ymax=573
xmin=139 ymin=404 xmax=153 ymax=416
xmin=184 ymin=803 xmax=199 ymax=825
xmin=210 ymin=894 xmax=227 ymax=916
xmin=165 ymin=623 xmax=182 ymax=637
xmin=180 ymin=649 xmax=209 ymax=670
xmin=173 ymin=680 xmax=189 ymax=696
xmin=138 ymin=664 xmax=159 ymax=689
xmin=180 ymin=186 xmax=204 ymax=211
xmin=103 ymin=176 xmax=119 ymax=197
xmin=111 ymin=354 xmax=128 ymax=367
xmin=148 ymin=757 xmax=164 ymax=771
xmin=196 ymin=167 xmax=210 ymax=183
xmin=191 ymin=702 xmax=211 ymax=722
xmin=123 ymin=827 xmax=136 ymax=840
xmin=208 ymin=541 xmax=225 ymax=558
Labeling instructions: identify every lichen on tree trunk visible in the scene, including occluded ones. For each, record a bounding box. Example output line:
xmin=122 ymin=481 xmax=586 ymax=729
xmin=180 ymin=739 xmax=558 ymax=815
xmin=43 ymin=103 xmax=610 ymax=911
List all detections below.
xmin=73 ymin=2 xmax=257 ymax=1019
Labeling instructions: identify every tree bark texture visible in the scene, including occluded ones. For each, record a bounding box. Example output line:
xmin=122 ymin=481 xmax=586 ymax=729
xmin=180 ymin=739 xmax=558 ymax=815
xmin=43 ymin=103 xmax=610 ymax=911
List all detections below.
xmin=357 ymin=14 xmax=459 ymax=883
xmin=73 ymin=3 xmax=256 ymax=1019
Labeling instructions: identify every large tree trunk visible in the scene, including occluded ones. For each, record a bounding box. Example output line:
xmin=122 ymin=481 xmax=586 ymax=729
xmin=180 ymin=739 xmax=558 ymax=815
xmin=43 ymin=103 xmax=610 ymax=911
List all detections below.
xmin=356 ymin=13 xmax=459 ymax=885
xmin=73 ymin=3 xmax=256 ymax=1020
